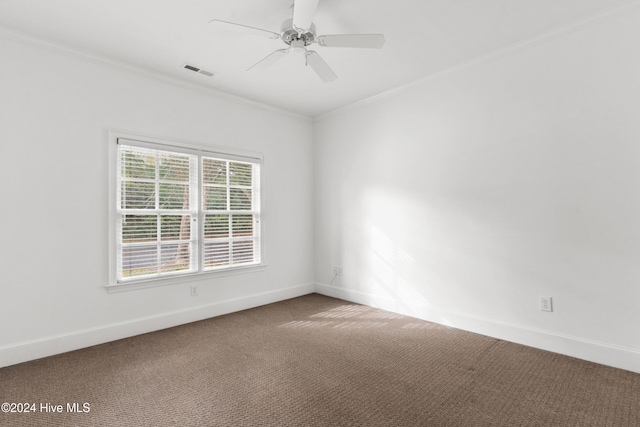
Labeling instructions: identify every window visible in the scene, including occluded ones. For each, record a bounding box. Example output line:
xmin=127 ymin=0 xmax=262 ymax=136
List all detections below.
xmin=110 ymin=134 xmax=262 ymax=288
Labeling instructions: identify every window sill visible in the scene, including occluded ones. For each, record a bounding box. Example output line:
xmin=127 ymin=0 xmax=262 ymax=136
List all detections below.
xmin=106 ymin=263 xmax=267 ymax=293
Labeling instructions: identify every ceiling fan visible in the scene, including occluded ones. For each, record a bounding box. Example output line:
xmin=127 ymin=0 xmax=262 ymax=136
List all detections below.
xmin=209 ymin=0 xmax=385 ymax=82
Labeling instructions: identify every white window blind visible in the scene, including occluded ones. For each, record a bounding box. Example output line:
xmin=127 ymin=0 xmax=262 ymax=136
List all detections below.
xmin=114 ymin=137 xmax=262 ymax=285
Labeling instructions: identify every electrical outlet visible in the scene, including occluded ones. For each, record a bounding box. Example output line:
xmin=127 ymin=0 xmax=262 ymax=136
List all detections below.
xmin=540 ymin=296 xmax=553 ymax=312
xmin=191 ymin=286 xmax=198 ymax=297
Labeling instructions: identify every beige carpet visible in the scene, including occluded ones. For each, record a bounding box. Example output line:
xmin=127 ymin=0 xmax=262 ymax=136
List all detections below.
xmin=1 ymin=293 xmax=639 ymax=426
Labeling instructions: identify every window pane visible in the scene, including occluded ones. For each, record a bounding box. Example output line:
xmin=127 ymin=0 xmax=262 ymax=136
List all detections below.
xmin=204 ymin=186 xmax=227 ymax=210
xmin=232 ymin=240 xmax=254 ymax=264
xmin=161 ymin=215 xmax=190 ymax=241
xmin=122 ymin=181 xmax=155 ymax=209
xmin=232 ymin=215 xmax=253 ymax=237
xmin=160 ymin=243 xmax=191 ymax=273
xmin=230 ymin=188 xmax=252 ymax=210
xmin=203 ymin=158 xmax=227 ymax=185
xmin=160 ymin=183 xmax=189 ymax=210
xmin=121 ymin=245 xmax=158 ymax=277
xmin=159 ymin=153 xmax=190 ymax=182
xmin=121 ymin=148 xmax=155 ymax=180
xmin=122 ymin=215 xmax=157 ymax=243
xmin=204 ymin=214 xmax=229 ymax=238
xmin=229 ymin=162 xmax=252 ymax=187
xmin=204 ymin=242 xmax=230 ymax=268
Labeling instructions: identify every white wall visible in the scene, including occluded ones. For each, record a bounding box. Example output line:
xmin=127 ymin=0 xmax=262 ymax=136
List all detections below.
xmin=0 ymin=33 xmax=314 ymax=367
xmin=314 ymin=11 xmax=640 ymax=373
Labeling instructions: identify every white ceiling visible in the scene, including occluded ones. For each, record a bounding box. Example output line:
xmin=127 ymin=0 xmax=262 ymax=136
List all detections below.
xmin=1 ymin=0 xmax=638 ymax=117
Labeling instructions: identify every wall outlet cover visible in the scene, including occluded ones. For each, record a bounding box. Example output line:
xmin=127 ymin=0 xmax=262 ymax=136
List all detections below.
xmin=540 ymin=296 xmax=553 ymax=312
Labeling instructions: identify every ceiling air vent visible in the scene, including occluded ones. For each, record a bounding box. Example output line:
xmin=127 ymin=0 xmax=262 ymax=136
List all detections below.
xmin=182 ymin=63 xmax=214 ymax=77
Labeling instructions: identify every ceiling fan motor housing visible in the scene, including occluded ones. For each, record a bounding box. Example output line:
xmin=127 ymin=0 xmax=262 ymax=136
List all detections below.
xmin=281 ymin=18 xmax=316 ymax=46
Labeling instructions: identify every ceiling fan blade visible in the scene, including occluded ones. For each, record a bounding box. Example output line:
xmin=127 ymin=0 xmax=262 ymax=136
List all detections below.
xmin=247 ymin=49 xmax=288 ymax=72
xmin=306 ymin=50 xmax=337 ymax=83
xmin=292 ymin=0 xmax=320 ymax=33
xmin=317 ymin=34 xmax=386 ymax=49
xmin=209 ymin=19 xmax=280 ymax=40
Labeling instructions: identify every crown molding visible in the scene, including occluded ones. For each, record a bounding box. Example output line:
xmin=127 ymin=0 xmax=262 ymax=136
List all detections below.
xmin=315 ymin=1 xmax=640 ymax=122
xmin=0 ymin=25 xmax=312 ymax=123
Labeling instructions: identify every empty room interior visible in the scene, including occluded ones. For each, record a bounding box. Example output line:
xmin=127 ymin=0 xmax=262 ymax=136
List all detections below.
xmin=1 ymin=0 xmax=640 ymax=425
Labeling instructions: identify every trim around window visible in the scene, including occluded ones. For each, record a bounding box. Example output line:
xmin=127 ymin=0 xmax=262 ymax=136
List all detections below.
xmin=108 ymin=131 xmax=265 ymax=291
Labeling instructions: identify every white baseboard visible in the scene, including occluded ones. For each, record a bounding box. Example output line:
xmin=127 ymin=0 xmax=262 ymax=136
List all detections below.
xmin=0 ymin=283 xmax=315 ymax=368
xmin=314 ymin=283 xmax=640 ymax=374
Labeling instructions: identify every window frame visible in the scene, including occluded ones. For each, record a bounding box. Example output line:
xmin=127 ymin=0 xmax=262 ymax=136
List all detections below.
xmin=108 ymin=131 xmax=265 ymax=292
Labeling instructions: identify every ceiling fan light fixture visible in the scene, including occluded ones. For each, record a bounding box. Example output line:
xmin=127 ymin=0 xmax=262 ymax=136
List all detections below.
xmin=290 ymin=39 xmax=307 ymax=55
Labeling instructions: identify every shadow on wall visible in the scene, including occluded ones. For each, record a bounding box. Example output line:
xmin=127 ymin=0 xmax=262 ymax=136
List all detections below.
xmin=337 ymin=185 xmax=535 ymax=328
xmin=368 ymin=226 xmax=430 ymax=316
xmin=338 ymin=186 xmax=451 ymax=323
